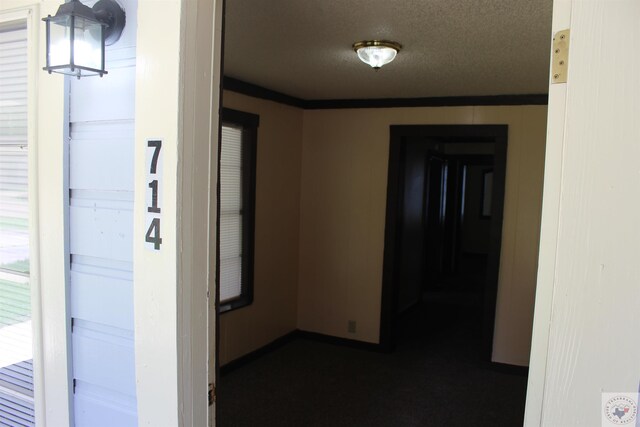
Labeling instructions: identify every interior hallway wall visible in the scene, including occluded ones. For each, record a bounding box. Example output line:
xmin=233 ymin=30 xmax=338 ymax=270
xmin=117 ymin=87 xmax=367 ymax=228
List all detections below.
xmin=297 ymin=105 xmax=548 ymax=366
xmin=218 ymin=91 xmax=303 ymax=365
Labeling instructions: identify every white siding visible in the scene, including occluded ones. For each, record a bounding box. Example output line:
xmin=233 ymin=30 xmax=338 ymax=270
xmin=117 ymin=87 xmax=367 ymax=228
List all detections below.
xmin=67 ymin=0 xmax=138 ymax=424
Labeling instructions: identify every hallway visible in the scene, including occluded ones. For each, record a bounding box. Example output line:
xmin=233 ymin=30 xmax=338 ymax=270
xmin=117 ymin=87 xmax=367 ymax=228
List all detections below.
xmin=218 ymin=299 xmax=527 ymax=426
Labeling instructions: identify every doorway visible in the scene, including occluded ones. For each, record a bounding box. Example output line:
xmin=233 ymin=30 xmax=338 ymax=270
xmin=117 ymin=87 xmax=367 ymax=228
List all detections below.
xmin=380 ymin=125 xmax=507 ymax=361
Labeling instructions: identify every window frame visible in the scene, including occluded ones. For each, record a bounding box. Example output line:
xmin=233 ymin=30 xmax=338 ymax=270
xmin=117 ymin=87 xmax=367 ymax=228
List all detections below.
xmin=0 ymin=4 xmax=73 ymax=426
xmin=218 ymin=108 xmax=258 ymax=313
xmin=0 ymin=23 xmax=32 ymax=403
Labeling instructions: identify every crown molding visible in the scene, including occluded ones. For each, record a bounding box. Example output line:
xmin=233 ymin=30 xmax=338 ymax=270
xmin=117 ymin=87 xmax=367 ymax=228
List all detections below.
xmin=222 ymin=76 xmax=548 ymax=110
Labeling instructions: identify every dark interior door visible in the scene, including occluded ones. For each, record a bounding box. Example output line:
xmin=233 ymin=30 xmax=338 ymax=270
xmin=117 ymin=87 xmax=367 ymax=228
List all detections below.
xmin=423 ymin=153 xmax=446 ymax=288
xmin=396 ymin=141 xmax=429 ymax=313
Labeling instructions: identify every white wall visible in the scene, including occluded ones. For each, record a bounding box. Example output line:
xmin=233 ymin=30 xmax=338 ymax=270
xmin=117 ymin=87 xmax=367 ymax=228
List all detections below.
xmin=527 ymin=0 xmax=640 ymax=425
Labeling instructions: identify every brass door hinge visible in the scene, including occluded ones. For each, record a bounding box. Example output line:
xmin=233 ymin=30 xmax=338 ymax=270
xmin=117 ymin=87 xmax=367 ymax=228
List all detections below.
xmin=208 ymin=383 xmax=215 ymax=406
xmin=552 ymin=29 xmax=570 ymax=84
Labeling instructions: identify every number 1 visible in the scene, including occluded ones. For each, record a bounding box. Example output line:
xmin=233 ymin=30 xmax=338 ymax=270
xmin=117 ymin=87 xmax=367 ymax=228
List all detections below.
xmin=148 ymin=180 xmax=160 ymax=213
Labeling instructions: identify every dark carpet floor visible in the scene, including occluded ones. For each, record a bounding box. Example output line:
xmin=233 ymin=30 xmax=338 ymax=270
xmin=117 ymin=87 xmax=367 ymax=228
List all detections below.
xmin=218 ymin=299 xmax=528 ymax=427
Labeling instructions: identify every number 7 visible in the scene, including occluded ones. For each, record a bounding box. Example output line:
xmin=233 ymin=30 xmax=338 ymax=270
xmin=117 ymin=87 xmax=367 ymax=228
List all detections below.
xmin=148 ymin=140 xmax=162 ymax=174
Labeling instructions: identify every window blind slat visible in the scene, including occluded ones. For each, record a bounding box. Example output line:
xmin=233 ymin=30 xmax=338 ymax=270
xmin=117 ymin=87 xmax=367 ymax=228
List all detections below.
xmin=219 ymin=214 xmax=242 ymax=260
xmin=219 ymin=257 xmax=242 ymax=301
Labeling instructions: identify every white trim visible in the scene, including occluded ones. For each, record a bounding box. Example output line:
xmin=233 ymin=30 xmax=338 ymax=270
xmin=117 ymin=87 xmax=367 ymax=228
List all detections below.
xmin=0 ymin=3 xmax=38 ymax=422
xmin=0 ymin=3 xmax=72 ymax=426
xmin=524 ymin=0 xmax=572 ymax=425
xmin=209 ymin=1 xmax=223 ymax=423
xmin=134 ymin=0 xmax=221 ymax=423
xmin=37 ymin=1 xmax=74 ymax=426
xmin=25 ymin=6 xmax=44 ymax=425
xmin=177 ymin=0 xmax=222 ymax=425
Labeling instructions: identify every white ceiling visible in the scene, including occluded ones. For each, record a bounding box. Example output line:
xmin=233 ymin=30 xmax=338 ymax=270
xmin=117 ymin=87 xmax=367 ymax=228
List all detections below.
xmin=223 ymin=0 xmax=553 ymax=100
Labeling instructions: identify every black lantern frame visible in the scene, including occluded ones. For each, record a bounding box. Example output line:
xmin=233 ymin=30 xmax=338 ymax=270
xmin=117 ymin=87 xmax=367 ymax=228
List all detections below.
xmin=43 ymin=0 xmax=126 ymax=79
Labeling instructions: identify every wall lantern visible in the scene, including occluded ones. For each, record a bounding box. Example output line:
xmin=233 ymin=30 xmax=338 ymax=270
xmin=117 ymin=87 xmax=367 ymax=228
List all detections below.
xmin=42 ymin=0 xmax=126 ymax=78
xmin=352 ymin=40 xmax=402 ymax=70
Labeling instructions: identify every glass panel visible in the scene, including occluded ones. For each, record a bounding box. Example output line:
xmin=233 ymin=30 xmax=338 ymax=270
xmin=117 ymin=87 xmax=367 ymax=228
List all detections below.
xmin=48 ymin=15 xmax=72 ymax=67
xmin=0 ymin=146 xmax=29 ymax=274
xmin=73 ymin=16 xmax=102 ymax=71
xmin=0 ymin=22 xmax=33 ymax=423
xmin=48 ymin=15 xmax=103 ymax=77
xmin=0 ymin=272 xmax=32 ymax=382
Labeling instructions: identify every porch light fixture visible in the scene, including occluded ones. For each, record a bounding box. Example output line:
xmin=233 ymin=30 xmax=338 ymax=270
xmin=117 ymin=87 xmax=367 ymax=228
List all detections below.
xmin=42 ymin=0 xmax=126 ymax=78
xmin=352 ymin=40 xmax=402 ymax=69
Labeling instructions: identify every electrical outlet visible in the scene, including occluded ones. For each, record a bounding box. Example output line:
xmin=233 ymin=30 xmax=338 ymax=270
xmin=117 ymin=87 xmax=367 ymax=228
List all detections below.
xmin=348 ymin=320 xmax=357 ymax=334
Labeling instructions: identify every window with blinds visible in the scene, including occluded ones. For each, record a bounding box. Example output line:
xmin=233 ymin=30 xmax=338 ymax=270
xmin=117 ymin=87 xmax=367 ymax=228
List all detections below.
xmin=220 ymin=125 xmax=243 ymax=302
xmin=219 ymin=109 xmax=258 ymax=313
xmin=0 ymin=20 xmax=35 ymax=426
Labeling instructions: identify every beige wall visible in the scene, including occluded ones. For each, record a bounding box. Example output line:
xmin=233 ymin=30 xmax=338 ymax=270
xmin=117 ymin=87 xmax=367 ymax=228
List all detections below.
xmin=297 ymin=105 xmax=548 ymax=366
xmin=218 ymin=91 xmax=302 ymax=364
xmin=217 ymin=93 xmax=547 ymax=367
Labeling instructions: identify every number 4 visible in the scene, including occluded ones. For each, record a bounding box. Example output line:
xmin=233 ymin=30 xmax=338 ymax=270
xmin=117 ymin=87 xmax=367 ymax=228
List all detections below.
xmin=145 ymin=218 xmax=162 ymax=250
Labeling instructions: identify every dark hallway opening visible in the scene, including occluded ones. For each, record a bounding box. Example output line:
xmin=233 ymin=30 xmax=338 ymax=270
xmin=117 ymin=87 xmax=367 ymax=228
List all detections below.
xmin=380 ymin=125 xmax=508 ymax=361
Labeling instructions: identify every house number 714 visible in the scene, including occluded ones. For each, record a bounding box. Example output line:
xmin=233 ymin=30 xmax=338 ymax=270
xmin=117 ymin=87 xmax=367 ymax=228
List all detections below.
xmin=145 ymin=139 xmax=163 ymax=250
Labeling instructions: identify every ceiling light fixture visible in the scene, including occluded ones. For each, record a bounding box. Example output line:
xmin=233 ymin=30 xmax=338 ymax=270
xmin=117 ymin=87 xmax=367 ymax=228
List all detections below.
xmin=352 ymin=40 xmax=402 ymax=70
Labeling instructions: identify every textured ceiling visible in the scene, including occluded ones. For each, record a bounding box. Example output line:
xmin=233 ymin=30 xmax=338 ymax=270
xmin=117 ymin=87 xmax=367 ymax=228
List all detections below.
xmin=223 ymin=0 xmax=553 ymax=100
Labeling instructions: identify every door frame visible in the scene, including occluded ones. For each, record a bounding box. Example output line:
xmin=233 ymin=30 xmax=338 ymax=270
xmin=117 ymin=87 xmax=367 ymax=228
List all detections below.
xmin=379 ymin=124 xmax=508 ymax=361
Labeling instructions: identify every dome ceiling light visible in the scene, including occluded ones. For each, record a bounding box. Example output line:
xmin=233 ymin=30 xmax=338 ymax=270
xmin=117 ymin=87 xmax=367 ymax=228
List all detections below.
xmin=352 ymin=40 xmax=402 ymax=70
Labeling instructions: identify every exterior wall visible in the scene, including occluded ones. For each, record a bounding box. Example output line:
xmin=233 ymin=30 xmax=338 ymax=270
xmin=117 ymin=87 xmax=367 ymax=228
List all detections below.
xmin=67 ymin=0 xmax=138 ymax=423
xmin=218 ymin=91 xmax=302 ymax=365
xmin=298 ymin=105 xmax=547 ymax=366
xmin=1 ymin=0 xmax=220 ymax=424
xmin=528 ymin=0 xmax=640 ymax=425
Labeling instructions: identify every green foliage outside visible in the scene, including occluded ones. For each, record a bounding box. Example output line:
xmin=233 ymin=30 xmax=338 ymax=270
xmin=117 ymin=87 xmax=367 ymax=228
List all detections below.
xmin=0 ymin=259 xmax=30 ymax=328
